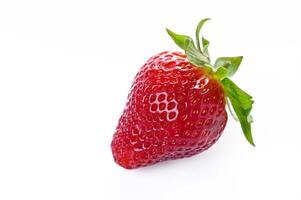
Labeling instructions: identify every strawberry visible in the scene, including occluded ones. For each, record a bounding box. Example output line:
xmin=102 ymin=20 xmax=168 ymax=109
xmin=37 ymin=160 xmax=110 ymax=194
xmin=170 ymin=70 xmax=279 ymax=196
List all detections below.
xmin=111 ymin=18 xmax=254 ymax=169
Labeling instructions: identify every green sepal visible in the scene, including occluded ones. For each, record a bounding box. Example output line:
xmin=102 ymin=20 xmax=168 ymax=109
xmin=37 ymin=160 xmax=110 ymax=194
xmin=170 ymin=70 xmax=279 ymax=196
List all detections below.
xmin=166 ymin=28 xmax=194 ymax=50
xmin=214 ymin=56 xmax=243 ymax=77
xmin=166 ymin=28 xmax=210 ymax=66
xmin=195 ymin=18 xmax=210 ymax=51
xmin=222 ymin=78 xmax=255 ymax=146
xmin=215 ymin=66 xmax=228 ymax=80
xmin=185 ymin=42 xmax=210 ymax=66
xmin=202 ymin=37 xmax=210 ymax=59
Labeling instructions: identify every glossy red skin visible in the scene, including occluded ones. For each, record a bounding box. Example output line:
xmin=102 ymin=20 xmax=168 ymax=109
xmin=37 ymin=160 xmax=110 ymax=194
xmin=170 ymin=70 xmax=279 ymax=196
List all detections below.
xmin=111 ymin=51 xmax=227 ymax=169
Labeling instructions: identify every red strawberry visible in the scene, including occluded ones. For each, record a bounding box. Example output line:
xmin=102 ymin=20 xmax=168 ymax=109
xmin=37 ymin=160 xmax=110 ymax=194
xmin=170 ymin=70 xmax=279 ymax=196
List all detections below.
xmin=111 ymin=18 xmax=254 ymax=169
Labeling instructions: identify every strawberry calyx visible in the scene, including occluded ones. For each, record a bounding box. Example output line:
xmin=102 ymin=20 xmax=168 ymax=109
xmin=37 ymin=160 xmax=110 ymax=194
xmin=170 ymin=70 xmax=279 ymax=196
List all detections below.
xmin=166 ymin=18 xmax=255 ymax=146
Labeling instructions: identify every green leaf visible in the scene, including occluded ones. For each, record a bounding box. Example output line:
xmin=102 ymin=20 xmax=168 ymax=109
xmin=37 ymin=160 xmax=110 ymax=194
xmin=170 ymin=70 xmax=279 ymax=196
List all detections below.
xmin=202 ymin=36 xmax=209 ymax=47
xmin=185 ymin=42 xmax=210 ymax=66
xmin=166 ymin=28 xmax=193 ymax=50
xmin=202 ymin=37 xmax=210 ymax=61
xmin=214 ymin=56 xmax=243 ymax=77
xmin=222 ymin=78 xmax=255 ymax=146
xmin=195 ymin=18 xmax=210 ymax=52
xmin=166 ymin=28 xmax=210 ymax=66
xmin=215 ymin=66 xmax=228 ymax=80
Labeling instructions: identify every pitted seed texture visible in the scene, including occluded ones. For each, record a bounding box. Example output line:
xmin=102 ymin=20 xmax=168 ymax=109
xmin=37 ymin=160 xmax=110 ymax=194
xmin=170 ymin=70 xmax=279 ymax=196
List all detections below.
xmin=111 ymin=51 xmax=227 ymax=169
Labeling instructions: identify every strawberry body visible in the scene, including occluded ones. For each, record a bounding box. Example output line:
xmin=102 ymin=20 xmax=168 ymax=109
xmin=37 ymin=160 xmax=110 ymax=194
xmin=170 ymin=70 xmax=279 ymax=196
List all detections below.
xmin=111 ymin=51 xmax=227 ymax=169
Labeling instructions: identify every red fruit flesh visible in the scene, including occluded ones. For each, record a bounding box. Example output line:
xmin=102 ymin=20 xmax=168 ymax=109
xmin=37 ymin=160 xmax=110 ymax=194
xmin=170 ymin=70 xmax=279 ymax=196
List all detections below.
xmin=111 ymin=51 xmax=227 ymax=169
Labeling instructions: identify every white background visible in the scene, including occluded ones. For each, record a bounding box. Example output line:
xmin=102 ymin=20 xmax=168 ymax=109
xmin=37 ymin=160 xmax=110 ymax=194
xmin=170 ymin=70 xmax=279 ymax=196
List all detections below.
xmin=0 ymin=0 xmax=300 ymax=199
